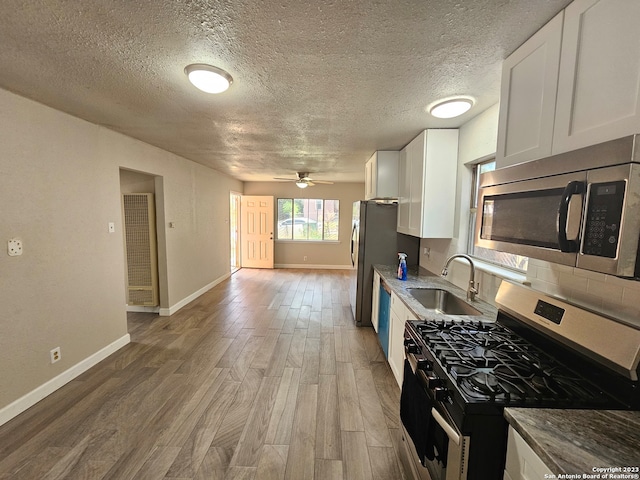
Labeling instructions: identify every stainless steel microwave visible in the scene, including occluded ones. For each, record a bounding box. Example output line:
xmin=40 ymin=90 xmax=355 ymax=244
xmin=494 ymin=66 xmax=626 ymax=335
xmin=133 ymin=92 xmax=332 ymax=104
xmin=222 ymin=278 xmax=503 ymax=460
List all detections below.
xmin=475 ymin=135 xmax=640 ymax=278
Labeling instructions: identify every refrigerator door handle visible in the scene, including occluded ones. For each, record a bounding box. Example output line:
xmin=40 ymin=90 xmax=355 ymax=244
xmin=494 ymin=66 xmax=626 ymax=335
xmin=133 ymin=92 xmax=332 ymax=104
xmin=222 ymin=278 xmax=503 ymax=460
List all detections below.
xmin=350 ymin=224 xmax=357 ymax=266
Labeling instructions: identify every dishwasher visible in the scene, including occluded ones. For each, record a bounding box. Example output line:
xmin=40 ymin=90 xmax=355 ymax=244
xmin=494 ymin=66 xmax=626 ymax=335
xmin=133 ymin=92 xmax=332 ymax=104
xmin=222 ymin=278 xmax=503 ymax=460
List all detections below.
xmin=378 ymin=279 xmax=391 ymax=358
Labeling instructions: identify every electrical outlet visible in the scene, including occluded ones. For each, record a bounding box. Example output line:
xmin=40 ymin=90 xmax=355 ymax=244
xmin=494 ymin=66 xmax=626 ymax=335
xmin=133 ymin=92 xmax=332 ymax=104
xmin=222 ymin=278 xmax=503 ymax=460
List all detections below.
xmin=50 ymin=347 xmax=61 ymax=364
xmin=8 ymin=238 xmax=23 ymax=256
xmin=423 ymin=247 xmax=430 ymax=258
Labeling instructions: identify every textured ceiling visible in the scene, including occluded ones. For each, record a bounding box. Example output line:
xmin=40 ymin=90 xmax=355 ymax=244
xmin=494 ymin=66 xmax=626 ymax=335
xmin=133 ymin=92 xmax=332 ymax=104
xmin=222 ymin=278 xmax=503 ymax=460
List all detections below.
xmin=0 ymin=0 xmax=571 ymax=182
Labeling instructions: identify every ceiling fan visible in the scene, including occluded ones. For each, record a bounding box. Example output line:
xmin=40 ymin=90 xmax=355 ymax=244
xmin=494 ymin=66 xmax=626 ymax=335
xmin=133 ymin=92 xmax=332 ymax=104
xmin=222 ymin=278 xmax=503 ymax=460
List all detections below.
xmin=273 ymin=172 xmax=334 ymax=188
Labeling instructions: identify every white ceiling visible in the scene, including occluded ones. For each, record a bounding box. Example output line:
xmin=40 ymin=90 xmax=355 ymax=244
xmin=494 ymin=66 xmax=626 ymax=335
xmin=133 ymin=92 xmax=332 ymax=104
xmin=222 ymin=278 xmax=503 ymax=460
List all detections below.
xmin=0 ymin=0 xmax=571 ymax=183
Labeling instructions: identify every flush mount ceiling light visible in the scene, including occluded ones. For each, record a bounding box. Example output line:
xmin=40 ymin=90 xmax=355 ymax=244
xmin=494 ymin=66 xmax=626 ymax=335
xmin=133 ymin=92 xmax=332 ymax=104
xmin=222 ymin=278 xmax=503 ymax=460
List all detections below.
xmin=428 ymin=97 xmax=474 ymax=119
xmin=184 ymin=64 xmax=233 ymax=94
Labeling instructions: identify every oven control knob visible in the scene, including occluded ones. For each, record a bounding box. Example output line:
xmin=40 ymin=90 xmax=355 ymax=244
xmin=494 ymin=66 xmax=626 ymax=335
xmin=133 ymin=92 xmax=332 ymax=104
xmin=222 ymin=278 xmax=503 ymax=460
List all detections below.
xmin=408 ymin=345 xmax=422 ymax=354
xmin=426 ymin=376 xmax=443 ymax=388
xmin=417 ymin=359 xmax=432 ymax=371
xmin=404 ymin=340 xmax=421 ymax=354
xmin=434 ymin=387 xmax=449 ymax=402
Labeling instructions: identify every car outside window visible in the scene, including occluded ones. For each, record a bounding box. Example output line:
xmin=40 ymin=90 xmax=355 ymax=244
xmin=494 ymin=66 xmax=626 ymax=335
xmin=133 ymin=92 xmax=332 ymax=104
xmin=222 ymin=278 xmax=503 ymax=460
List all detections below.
xmin=277 ymin=198 xmax=339 ymax=241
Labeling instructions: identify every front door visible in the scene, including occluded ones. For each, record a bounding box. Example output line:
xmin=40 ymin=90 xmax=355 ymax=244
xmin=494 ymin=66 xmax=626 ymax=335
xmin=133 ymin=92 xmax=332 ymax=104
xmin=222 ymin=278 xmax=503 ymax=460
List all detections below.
xmin=241 ymin=195 xmax=274 ymax=268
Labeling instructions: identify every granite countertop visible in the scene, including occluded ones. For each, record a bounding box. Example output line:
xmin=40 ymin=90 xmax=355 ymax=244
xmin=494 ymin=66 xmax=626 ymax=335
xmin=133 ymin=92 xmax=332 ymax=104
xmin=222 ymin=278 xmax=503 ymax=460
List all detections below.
xmin=505 ymin=408 xmax=640 ymax=474
xmin=373 ymin=264 xmax=498 ymax=323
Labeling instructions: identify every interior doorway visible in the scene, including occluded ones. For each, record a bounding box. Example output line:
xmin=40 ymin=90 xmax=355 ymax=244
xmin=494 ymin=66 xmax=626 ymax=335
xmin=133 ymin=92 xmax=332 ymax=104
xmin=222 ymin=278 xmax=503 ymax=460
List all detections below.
xmin=119 ymin=168 xmax=166 ymax=313
xmin=230 ymin=191 xmax=241 ymax=273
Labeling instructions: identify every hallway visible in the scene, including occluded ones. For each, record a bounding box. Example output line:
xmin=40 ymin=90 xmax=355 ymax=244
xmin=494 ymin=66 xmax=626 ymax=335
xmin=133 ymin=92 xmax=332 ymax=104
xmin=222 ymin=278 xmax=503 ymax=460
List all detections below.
xmin=0 ymin=268 xmax=408 ymax=479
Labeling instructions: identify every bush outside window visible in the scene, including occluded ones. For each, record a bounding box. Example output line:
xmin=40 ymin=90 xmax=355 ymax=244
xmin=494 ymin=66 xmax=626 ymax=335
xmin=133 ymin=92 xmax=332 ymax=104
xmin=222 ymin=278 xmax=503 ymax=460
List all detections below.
xmin=277 ymin=198 xmax=339 ymax=241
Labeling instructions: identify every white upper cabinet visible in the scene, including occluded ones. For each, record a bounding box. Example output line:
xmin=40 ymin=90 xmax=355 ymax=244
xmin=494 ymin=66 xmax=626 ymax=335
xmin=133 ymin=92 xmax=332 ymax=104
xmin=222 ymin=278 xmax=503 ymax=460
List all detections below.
xmin=364 ymin=151 xmax=399 ymax=200
xmin=397 ymin=147 xmax=410 ymax=232
xmin=553 ymin=0 xmax=640 ymax=154
xmin=497 ymin=0 xmax=640 ymax=168
xmin=496 ymin=11 xmax=563 ymax=167
xmin=397 ymin=129 xmax=458 ymax=238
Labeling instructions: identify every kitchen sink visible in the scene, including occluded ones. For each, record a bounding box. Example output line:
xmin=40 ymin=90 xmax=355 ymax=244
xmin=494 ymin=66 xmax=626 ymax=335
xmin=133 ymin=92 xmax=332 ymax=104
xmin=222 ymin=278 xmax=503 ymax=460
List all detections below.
xmin=407 ymin=288 xmax=482 ymax=316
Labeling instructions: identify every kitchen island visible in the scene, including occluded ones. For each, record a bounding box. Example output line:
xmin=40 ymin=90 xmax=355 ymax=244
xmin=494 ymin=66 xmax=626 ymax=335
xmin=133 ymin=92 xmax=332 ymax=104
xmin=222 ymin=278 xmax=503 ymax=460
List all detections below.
xmin=504 ymin=408 xmax=640 ymax=475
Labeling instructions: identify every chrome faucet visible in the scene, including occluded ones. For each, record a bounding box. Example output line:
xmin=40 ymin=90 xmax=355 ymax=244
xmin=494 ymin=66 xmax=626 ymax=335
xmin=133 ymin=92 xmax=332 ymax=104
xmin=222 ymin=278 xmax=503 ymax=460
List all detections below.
xmin=441 ymin=254 xmax=479 ymax=302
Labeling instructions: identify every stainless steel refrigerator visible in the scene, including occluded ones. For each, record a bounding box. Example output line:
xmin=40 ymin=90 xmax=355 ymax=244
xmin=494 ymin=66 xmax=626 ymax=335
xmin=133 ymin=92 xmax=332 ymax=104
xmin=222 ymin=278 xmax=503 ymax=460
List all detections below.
xmin=349 ymin=201 xmax=420 ymax=327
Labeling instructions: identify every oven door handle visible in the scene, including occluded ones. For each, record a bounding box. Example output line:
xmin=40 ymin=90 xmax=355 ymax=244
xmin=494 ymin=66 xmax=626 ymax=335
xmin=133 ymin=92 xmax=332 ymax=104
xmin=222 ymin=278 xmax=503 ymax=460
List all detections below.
xmin=431 ymin=407 xmax=460 ymax=446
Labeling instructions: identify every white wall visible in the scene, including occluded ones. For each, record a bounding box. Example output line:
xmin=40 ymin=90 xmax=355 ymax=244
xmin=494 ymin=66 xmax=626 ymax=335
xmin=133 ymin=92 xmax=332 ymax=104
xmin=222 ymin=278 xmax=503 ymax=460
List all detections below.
xmin=120 ymin=169 xmax=156 ymax=194
xmin=0 ymin=88 xmax=242 ymax=423
xmin=243 ymin=181 xmax=364 ymax=268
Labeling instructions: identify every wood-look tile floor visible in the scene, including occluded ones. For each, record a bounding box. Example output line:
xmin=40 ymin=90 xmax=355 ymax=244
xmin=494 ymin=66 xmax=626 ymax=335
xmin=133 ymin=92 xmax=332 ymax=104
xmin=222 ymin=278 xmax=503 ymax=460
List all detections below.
xmin=0 ymin=269 xmax=410 ymax=480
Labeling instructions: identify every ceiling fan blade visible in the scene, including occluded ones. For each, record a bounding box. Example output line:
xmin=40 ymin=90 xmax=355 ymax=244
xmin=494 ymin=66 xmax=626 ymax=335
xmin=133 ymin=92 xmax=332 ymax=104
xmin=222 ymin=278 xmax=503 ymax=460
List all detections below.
xmin=272 ymin=174 xmax=333 ymax=185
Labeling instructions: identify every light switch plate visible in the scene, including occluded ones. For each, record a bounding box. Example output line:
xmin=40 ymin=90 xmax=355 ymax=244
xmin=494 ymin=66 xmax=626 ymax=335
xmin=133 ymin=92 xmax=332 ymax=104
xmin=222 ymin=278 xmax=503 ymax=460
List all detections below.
xmin=8 ymin=238 xmax=22 ymax=256
xmin=108 ymin=222 xmax=115 ymax=233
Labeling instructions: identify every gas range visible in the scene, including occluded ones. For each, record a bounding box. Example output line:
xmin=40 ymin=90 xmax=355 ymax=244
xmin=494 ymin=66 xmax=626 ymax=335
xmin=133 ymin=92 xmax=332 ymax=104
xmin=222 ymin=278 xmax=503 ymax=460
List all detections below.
xmin=400 ymin=281 xmax=640 ymax=480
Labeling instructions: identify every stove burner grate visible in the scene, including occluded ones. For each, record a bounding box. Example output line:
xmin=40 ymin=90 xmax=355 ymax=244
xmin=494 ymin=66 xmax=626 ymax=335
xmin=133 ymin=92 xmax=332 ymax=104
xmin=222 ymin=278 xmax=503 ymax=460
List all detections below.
xmin=411 ymin=319 xmax=612 ymax=406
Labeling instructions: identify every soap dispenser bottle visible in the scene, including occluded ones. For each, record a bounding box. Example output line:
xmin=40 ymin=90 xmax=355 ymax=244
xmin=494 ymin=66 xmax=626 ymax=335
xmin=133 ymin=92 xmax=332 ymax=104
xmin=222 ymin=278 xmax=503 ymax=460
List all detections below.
xmin=397 ymin=253 xmax=408 ymax=281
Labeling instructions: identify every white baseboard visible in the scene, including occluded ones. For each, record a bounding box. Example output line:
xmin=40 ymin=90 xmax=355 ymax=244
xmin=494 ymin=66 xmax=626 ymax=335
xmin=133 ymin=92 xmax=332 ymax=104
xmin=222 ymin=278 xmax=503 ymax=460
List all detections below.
xmin=126 ymin=305 xmax=160 ymax=313
xmin=0 ymin=333 xmax=131 ymax=427
xmin=159 ymin=272 xmax=231 ymax=316
xmin=275 ymin=264 xmax=353 ymax=270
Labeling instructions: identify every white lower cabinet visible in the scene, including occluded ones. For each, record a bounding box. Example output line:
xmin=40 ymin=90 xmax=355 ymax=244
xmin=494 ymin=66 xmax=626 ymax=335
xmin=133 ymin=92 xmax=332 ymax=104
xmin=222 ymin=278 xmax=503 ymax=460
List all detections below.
xmin=372 ymin=271 xmax=381 ymax=332
xmin=389 ymin=292 xmax=415 ymax=389
xmin=504 ymin=426 xmax=553 ymax=480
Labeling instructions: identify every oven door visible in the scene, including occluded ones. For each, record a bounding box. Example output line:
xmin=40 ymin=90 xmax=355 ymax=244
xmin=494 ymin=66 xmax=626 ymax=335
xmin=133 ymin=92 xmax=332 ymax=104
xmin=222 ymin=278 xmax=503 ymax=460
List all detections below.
xmin=475 ymin=171 xmax=586 ymax=266
xmin=400 ymin=359 xmax=470 ymax=480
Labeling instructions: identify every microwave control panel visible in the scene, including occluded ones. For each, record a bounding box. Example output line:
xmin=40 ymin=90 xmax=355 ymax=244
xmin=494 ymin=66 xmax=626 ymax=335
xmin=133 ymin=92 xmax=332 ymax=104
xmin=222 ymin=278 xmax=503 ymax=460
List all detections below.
xmin=582 ymin=181 xmax=625 ymax=258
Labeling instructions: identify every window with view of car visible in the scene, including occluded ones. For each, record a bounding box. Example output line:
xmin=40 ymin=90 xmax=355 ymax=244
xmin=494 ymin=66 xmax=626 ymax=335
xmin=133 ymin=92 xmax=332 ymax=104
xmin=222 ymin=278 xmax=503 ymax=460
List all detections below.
xmin=468 ymin=159 xmax=528 ymax=271
xmin=277 ymin=198 xmax=339 ymax=241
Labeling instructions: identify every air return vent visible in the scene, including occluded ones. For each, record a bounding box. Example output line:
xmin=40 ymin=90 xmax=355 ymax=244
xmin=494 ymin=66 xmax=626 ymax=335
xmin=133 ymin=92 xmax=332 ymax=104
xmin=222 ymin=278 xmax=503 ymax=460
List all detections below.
xmin=122 ymin=193 xmax=158 ymax=306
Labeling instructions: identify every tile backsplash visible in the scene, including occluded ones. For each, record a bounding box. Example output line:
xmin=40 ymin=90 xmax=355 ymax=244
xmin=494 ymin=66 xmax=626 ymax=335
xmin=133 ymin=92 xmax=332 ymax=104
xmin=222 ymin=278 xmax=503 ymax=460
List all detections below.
xmin=526 ymin=259 xmax=640 ymax=329
xmin=419 ymin=238 xmax=507 ymax=307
